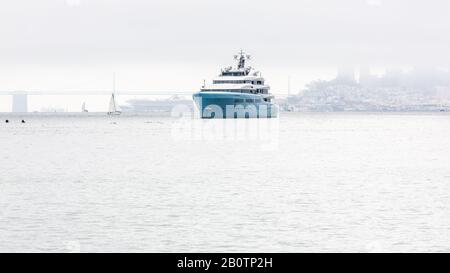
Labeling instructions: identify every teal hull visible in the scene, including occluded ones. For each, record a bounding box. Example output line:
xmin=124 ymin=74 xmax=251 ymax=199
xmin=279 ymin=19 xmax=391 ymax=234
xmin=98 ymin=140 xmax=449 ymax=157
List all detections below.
xmin=193 ymin=92 xmax=278 ymax=118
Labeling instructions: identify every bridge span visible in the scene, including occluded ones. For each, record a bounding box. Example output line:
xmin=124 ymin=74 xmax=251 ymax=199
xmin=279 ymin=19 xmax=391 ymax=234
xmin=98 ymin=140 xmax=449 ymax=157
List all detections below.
xmin=0 ymin=91 xmax=193 ymax=96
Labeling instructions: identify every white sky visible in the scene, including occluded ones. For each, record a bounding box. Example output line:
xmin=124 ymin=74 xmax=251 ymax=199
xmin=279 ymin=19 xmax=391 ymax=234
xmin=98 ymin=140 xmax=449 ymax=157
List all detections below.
xmin=1 ymin=0 xmax=449 ymax=103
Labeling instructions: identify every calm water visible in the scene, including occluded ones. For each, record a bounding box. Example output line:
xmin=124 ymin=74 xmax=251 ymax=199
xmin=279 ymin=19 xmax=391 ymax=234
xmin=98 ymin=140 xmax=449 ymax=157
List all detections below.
xmin=0 ymin=112 xmax=449 ymax=252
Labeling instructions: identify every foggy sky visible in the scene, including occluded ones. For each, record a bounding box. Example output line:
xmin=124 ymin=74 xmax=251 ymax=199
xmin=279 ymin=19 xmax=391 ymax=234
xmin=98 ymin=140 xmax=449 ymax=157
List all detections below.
xmin=1 ymin=0 xmax=450 ymax=93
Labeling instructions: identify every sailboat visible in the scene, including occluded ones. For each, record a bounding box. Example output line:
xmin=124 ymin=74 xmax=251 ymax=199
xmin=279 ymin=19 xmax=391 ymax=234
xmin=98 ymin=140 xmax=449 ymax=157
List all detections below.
xmin=81 ymin=102 xmax=88 ymax=113
xmin=107 ymin=93 xmax=121 ymax=115
xmin=107 ymin=72 xmax=121 ymax=116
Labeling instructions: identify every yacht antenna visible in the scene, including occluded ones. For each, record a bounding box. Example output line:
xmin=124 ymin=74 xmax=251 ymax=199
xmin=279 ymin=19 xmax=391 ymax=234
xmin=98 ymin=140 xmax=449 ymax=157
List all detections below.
xmin=237 ymin=49 xmax=247 ymax=69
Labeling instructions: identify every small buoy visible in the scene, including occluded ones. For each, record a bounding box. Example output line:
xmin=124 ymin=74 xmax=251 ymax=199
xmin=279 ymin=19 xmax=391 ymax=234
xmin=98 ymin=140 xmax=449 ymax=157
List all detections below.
xmin=21 ymin=120 xmax=26 ymax=123
xmin=5 ymin=120 xmax=9 ymax=123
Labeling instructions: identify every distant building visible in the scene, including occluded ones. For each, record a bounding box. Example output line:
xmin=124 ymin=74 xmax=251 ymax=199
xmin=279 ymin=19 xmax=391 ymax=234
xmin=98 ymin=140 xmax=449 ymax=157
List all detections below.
xmin=436 ymin=86 xmax=450 ymax=100
xmin=120 ymin=95 xmax=193 ymax=113
xmin=39 ymin=107 xmax=67 ymax=113
xmin=359 ymin=66 xmax=373 ymax=86
xmin=335 ymin=66 xmax=356 ymax=84
xmin=12 ymin=92 xmax=28 ymax=112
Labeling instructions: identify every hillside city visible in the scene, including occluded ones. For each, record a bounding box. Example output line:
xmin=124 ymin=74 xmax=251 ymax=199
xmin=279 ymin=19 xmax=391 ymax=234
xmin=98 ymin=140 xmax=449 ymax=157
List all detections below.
xmin=278 ymin=67 xmax=450 ymax=112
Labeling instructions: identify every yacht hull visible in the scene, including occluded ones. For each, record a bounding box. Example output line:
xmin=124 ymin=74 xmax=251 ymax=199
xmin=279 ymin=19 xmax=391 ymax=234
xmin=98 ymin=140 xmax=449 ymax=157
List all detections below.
xmin=193 ymin=92 xmax=278 ymax=119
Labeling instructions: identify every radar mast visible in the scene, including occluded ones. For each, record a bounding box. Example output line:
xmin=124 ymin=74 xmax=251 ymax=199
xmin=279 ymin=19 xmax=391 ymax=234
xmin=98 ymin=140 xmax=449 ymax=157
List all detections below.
xmin=234 ymin=49 xmax=251 ymax=69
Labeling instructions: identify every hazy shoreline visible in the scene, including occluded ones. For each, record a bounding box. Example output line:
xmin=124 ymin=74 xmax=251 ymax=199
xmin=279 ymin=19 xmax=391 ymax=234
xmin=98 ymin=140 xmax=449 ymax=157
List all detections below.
xmin=1 ymin=111 xmax=450 ymax=117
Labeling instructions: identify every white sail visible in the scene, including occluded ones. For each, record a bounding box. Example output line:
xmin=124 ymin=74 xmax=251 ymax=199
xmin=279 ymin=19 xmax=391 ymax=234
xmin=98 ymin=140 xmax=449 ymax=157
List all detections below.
xmin=109 ymin=94 xmax=117 ymax=113
xmin=108 ymin=73 xmax=121 ymax=115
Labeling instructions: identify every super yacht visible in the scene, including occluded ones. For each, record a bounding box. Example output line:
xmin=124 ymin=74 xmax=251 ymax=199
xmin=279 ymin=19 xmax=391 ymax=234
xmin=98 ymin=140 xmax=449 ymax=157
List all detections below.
xmin=193 ymin=51 xmax=278 ymax=118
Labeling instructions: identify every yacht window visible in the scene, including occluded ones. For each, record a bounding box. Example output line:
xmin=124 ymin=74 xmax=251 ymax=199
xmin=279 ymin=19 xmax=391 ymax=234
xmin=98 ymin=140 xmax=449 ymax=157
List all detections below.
xmin=235 ymin=99 xmax=244 ymax=103
xmin=246 ymin=99 xmax=254 ymax=103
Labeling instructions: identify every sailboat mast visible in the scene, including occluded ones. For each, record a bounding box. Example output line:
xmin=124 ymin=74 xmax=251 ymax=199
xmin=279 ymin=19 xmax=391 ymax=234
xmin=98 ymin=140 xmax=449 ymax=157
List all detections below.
xmin=113 ymin=72 xmax=116 ymax=95
xmin=107 ymin=73 xmax=121 ymax=115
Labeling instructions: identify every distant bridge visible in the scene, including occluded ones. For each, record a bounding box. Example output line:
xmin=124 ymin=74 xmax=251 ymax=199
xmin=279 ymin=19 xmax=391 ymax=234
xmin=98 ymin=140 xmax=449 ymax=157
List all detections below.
xmin=0 ymin=91 xmax=194 ymax=96
xmin=0 ymin=90 xmax=290 ymax=112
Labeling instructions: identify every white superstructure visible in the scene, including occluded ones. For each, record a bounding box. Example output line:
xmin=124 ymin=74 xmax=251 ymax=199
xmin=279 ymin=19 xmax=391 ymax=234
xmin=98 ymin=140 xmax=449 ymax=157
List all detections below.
xmin=200 ymin=50 xmax=272 ymax=99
